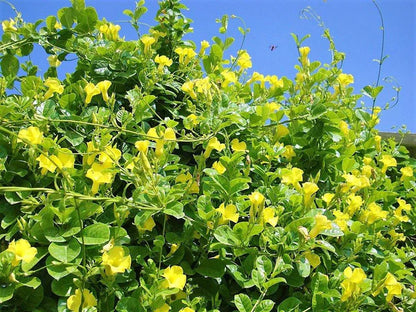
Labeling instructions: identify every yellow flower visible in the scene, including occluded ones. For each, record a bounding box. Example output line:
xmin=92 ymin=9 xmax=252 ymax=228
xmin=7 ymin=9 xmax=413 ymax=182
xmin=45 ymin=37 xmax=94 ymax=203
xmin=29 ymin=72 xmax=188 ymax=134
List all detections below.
xmin=339 ymin=120 xmax=349 ymax=137
xmin=44 ymin=78 xmax=64 ymax=100
xmin=281 ymin=167 xmax=303 ymax=189
xmin=54 ymin=21 xmax=62 ymax=30
xmin=204 ymin=137 xmax=225 ymax=158
xmin=155 ymin=55 xmax=173 ymax=72
xmin=57 ymin=148 xmax=75 ymax=169
xmin=400 ymin=166 xmax=413 ymax=181
xmin=231 ymin=139 xmax=246 ymax=152
xmin=176 ymin=172 xmax=192 ymax=183
xmin=102 ymin=246 xmax=131 ymax=276
xmin=394 ymin=199 xmax=411 ymax=222
xmin=248 ymin=191 xmax=265 ymax=220
xmin=260 ymin=207 xmax=278 ymax=227
xmin=282 ymin=145 xmax=296 ymax=160
xmin=216 ymin=203 xmax=239 ymax=224
xmin=17 ymin=126 xmax=43 ymax=145
xmin=84 ymin=82 xmax=100 ymax=104
xmin=67 ymin=289 xmax=97 ymax=312
xmin=212 ymin=161 xmax=226 ymax=174
xmin=194 ymin=77 xmax=211 ymax=95
xmin=221 ymin=70 xmax=237 ymax=87
xmin=360 ymin=202 xmax=388 ymax=224
xmin=346 ymin=194 xmax=363 ymax=215
xmin=179 ymin=308 xmax=195 ymax=312
xmin=337 ymin=73 xmax=354 ymax=86
xmin=333 ymin=210 xmax=349 ymax=231
xmin=175 ymin=47 xmax=196 ymax=65
xmin=155 ymin=303 xmax=171 ymax=312
xmin=147 ymin=127 xmax=176 ymax=158
xmin=135 ymin=140 xmax=150 ymax=154
xmin=47 ymin=55 xmax=61 ymax=67
xmin=265 ymin=102 xmax=281 ymax=112
xmin=85 ymin=141 xmax=99 ymax=165
xmin=266 ymin=75 xmax=284 ymax=89
xmin=138 ymin=216 xmax=156 ymax=233
xmin=36 ymin=154 xmax=61 ymax=175
xmin=249 ymin=72 xmax=266 ymax=87
xmin=99 ymin=145 xmax=121 ymax=165
xmin=237 ymin=50 xmax=252 ymax=69
xmin=372 ymin=273 xmax=402 ymax=302
xmin=309 ymin=214 xmax=332 ymax=238
xmin=7 ymin=239 xmax=37 ymax=266
xmin=380 ymin=155 xmax=397 ymax=174
xmin=199 ymin=40 xmax=210 ymax=55
xmin=304 ymin=251 xmax=320 ymax=268
xmin=275 ymin=125 xmax=289 ymax=140
xmin=299 ymin=46 xmax=310 ymax=66
xmin=163 ymin=266 xmax=186 ymax=290
xmin=342 ymin=173 xmax=366 ymax=193
xmin=96 ymin=80 xmax=112 ymax=102
xmin=374 ymin=135 xmax=382 ymax=151
xmin=302 ymin=182 xmax=318 ymax=207
xmin=181 ymin=81 xmax=197 ymax=99
xmin=189 ymin=181 xmax=199 ymax=194
xmin=86 ymin=162 xmax=114 ymax=194
xmin=363 ymin=157 xmax=372 ymax=165
xmin=322 ymin=193 xmax=335 ymax=205
xmin=340 ymin=267 xmax=366 ymax=301
xmin=361 ymin=165 xmax=373 ymax=178
xmin=100 ymin=23 xmax=121 ymax=41
xmin=2 ymin=19 xmax=17 ymax=32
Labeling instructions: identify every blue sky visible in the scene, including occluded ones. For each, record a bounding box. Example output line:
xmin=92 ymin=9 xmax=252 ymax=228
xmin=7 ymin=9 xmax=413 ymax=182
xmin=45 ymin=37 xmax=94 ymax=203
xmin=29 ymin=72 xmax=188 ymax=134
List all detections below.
xmin=1 ymin=0 xmax=415 ymax=132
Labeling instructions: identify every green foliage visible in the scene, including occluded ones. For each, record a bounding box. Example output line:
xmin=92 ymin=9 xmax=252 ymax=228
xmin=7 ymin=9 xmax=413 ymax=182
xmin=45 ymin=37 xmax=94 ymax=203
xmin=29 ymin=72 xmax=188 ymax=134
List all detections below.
xmin=0 ymin=1 xmax=416 ymax=312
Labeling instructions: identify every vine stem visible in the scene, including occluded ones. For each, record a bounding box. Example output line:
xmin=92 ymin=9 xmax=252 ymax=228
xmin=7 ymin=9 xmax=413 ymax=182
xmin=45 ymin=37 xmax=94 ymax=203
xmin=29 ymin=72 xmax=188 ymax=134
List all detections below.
xmin=371 ymin=0 xmax=385 ymax=113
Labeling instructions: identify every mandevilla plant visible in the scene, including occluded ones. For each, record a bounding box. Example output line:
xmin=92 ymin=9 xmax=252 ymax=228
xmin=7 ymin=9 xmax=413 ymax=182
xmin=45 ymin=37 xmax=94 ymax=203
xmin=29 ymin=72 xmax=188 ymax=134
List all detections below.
xmin=0 ymin=0 xmax=415 ymax=311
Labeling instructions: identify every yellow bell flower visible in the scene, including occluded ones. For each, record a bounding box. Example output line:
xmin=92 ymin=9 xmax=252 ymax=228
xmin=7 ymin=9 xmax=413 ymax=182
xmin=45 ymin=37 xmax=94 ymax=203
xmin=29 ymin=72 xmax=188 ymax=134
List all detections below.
xmin=2 ymin=19 xmax=17 ymax=32
xmin=260 ymin=207 xmax=278 ymax=227
xmin=86 ymin=162 xmax=114 ymax=194
xmin=360 ymin=202 xmax=388 ymax=224
xmin=302 ymin=182 xmax=318 ymax=208
xmin=163 ymin=265 xmax=186 ymax=290
xmin=374 ymin=135 xmax=382 ymax=151
xmin=189 ymin=181 xmax=200 ymax=194
xmin=57 ymin=148 xmax=75 ymax=169
xmin=282 ymin=145 xmax=296 ymax=160
xmin=281 ymin=167 xmax=303 ymax=189
xmin=155 ymin=303 xmax=171 ymax=312
xmin=346 ymin=194 xmax=363 ymax=215
xmin=337 ymin=73 xmax=354 ymax=86
xmin=179 ymin=308 xmax=195 ymax=312
xmin=186 ymin=114 xmax=199 ymax=128
xmin=322 ymin=193 xmax=335 ymax=205
xmin=400 ymin=166 xmax=413 ymax=181
xmin=99 ymin=145 xmax=121 ymax=165
xmin=237 ymin=50 xmax=252 ymax=69
xmin=85 ymin=141 xmax=99 ymax=165
xmin=174 ymin=47 xmax=196 ymax=65
xmin=7 ymin=239 xmax=37 ymax=266
xmin=102 ymin=246 xmax=131 ymax=276
xmin=17 ymin=126 xmax=43 ymax=145
xmin=231 ymin=139 xmax=246 ymax=152
xmin=135 ymin=140 xmax=150 ymax=154
xmin=140 ymin=35 xmax=156 ymax=55
xmin=309 ymin=214 xmax=332 ymax=238
xmin=67 ymin=289 xmax=97 ymax=312
xmin=394 ymin=199 xmax=411 ymax=222
xmin=84 ymin=82 xmax=100 ymax=104
xmin=36 ymin=154 xmax=61 ymax=175
xmin=181 ymin=81 xmax=197 ymax=99
xmin=175 ymin=172 xmax=192 ymax=183
xmin=248 ymin=72 xmax=266 ymax=88
xmin=216 ymin=203 xmax=239 ymax=224
xmin=155 ymin=55 xmax=173 ymax=72
xmin=248 ymin=191 xmax=265 ymax=220
xmin=333 ymin=210 xmax=349 ymax=231
xmin=212 ymin=161 xmax=226 ymax=174
xmin=266 ymin=75 xmax=284 ymax=89
xmin=304 ymin=251 xmax=320 ymax=268
xmin=44 ymin=78 xmax=64 ymax=100
xmin=221 ymin=70 xmax=237 ymax=88
xmin=199 ymin=40 xmax=210 ymax=55
xmin=54 ymin=21 xmax=62 ymax=30
xmin=96 ymin=80 xmax=112 ymax=102
xmin=100 ymin=23 xmax=121 ymax=41
xmin=372 ymin=273 xmax=402 ymax=302
xmin=380 ymin=155 xmax=397 ymax=174
xmin=339 ymin=120 xmax=350 ymax=137
xmin=340 ymin=267 xmax=366 ymax=301
xmin=138 ymin=216 xmax=156 ymax=233
xmin=204 ymin=137 xmax=225 ymax=158
xmin=299 ymin=46 xmax=310 ymax=66
xmin=47 ymin=55 xmax=61 ymax=67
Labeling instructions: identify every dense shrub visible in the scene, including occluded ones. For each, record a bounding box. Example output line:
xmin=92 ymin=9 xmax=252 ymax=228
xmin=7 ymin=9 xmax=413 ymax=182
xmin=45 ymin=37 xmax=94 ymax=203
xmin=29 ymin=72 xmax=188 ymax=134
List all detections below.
xmin=0 ymin=1 xmax=415 ymax=311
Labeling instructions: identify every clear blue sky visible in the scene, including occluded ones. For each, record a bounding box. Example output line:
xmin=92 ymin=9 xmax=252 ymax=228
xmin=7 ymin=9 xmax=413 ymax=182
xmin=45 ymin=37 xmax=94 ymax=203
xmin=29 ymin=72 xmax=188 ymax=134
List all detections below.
xmin=1 ymin=0 xmax=415 ymax=132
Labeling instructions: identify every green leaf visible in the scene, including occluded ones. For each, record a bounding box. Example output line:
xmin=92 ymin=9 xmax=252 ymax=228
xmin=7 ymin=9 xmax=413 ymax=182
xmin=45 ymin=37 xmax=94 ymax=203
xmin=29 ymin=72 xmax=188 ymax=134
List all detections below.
xmin=45 ymin=16 xmax=58 ymax=31
xmin=277 ymin=297 xmax=302 ymax=312
xmin=17 ymin=276 xmax=41 ymax=289
xmin=81 ymin=222 xmax=110 ymax=245
xmin=214 ymin=225 xmax=238 ymax=246
xmin=255 ymin=300 xmax=274 ymax=312
xmin=256 ymin=255 xmax=273 ymax=277
xmin=373 ymin=261 xmax=388 ymax=282
xmin=252 ymin=269 xmax=266 ymax=289
xmin=48 ymin=238 xmax=81 ymax=263
xmin=76 ymin=7 xmax=98 ymax=33
xmin=164 ymin=201 xmax=184 ymax=218
xmin=0 ymin=284 xmax=14 ymax=303
xmin=116 ymin=297 xmax=144 ymax=312
xmin=65 ymin=130 xmax=84 ymax=146
xmin=59 ymin=93 xmax=76 ymax=109
xmin=71 ymin=0 xmax=85 ymax=11
xmin=51 ymin=275 xmax=75 ymax=296
xmin=58 ymin=7 xmax=75 ymax=28
xmin=21 ymin=76 xmax=43 ymax=98
xmin=46 ymin=256 xmax=80 ymax=280
xmin=342 ymin=157 xmax=357 ymax=172
xmin=297 ymin=257 xmax=311 ymax=278
xmin=234 ymin=293 xmax=252 ymax=312
xmin=1 ymin=54 xmax=19 ymax=77
xmin=195 ymin=258 xmax=226 ymax=278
